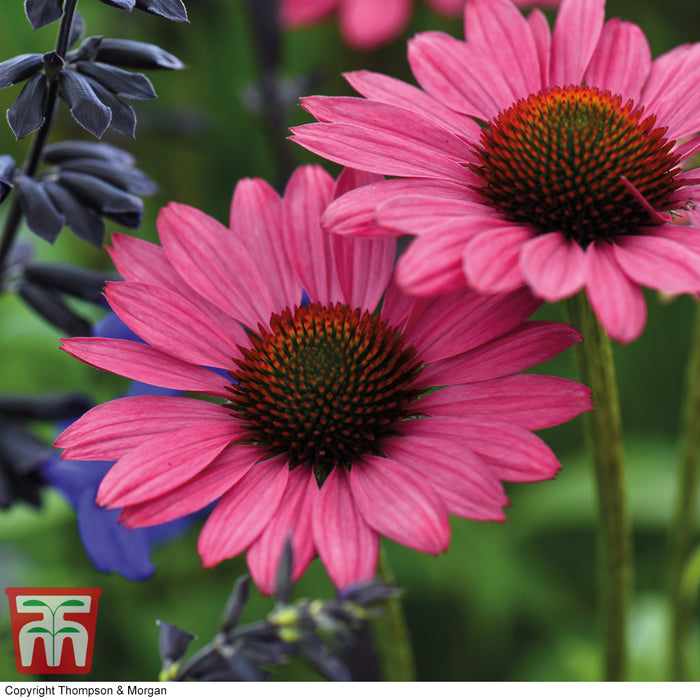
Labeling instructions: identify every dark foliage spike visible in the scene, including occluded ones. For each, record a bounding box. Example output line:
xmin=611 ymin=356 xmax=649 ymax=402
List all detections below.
xmin=0 ymin=54 xmax=43 ymax=88
xmin=43 ymin=181 xmax=106 ymax=246
xmin=43 ymin=140 xmax=135 ymax=166
xmin=0 ymin=393 xmax=92 ymax=421
xmin=17 ymin=280 xmax=91 ymax=336
xmin=93 ymin=38 xmax=185 ymax=70
xmin=76 ymin=61 xmax=156 ymax=100
xmin=135 ymin=0 xmax=188 ymax=22
xmin=8 ymin=73 xmax=47 ymax=139
xmin=17 ymin=176 xmax=64 ymax=243
xmin=24 ymin=0 xmax=64 ymax=30
xmin=58 ymin=70 xmax=112 ymax=138
xmin=83 ymin=77 xmax=137 ymax=138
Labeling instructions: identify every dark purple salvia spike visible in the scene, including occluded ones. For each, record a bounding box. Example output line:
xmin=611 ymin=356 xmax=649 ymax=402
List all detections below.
xmin=156 ymin=621 xmax=196 ymax=668
xmin=16 ymin=176 xmax=64 ymax=242
xmin=59 ymin=158 xmax=158 ymax=196
xmin=57 ymin=171 xmax=143 ymax=228
xmin=0 ymin=54 xmax=43 ymax=88
xmin=24 ymin=0 xmax=64 ymax=30
xmin=23 ymin=261 xmax=117 ymax=303
xmin=58 ymin=70 xmax=112 ymax=138
xmin=0 ymin=393 xmax=91 ymax=421
xmin=97 ymin=0 xmax=136 ymax=10
xmin=43 ymin=181 xmax=105 ymax=245
xmin=135 ymin=0 xmax=188 ymax=23
xmin=7 ymin=73 xmax=48 ymax=139
xmin=92 ymin=38 xmax=185 ymax=70
xmin=17 ymin=279 xmax=91 ymax=336
xmin=43 ymin=140 xmax=135 ymax=166
xmin=82 ymin=77 xmax=137 ymax=138
xmin=75 ymin=61 xmax=157 ymax=100
xmin=68 ymin=11 xmax=86 ymax=48
xmin=0 ymin=425 xmax=53 ymax=474
xmin=220 ymin=577 xmax=251 ymax=634
xmin=296 ymin=632 xmax=353 ymax=682
xmin=0 ymin=425 xmax=49 ymax=510
xmin=0 ymin=156 xmax=16 ymax=205
xmin=242 ymin=0 xmax=281 ymax=72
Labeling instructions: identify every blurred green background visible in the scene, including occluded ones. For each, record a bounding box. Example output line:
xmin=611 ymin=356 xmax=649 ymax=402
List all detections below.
xmin=1 ymin=0 xmax=700 ymax=682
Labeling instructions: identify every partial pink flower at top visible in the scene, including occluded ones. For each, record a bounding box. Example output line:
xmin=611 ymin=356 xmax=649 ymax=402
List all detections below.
xmin=291 ymin=0 xmax=700 ymax=343
xmin=281 ymin=0 xmax=559 ymax=51
xmin=55 ymin=165 xmax=590 ymax=595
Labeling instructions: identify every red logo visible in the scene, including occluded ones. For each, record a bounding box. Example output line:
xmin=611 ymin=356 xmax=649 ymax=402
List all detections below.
xmin=5 ymin=587 xmax=101 ymax=674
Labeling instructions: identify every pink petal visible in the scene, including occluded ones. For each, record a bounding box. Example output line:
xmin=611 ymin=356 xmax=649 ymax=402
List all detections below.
xmin=464 ymin=0 xmax=541 ymax=98
xmin=404 ymin=286 xmax=540 ymax=362
xmin=55 ymin=395 xmax=235 ymax=461
xmin=313 ymin=467 xmax=379 ymax=589
xmin=105 ymin=281 xmax=246 ymax=369
xmin=119 ymin=444 xmax=263 ymax=528
xmin=395 ymin=216 xmax=499 ymax=296
xmin=413 ymin=374 xmax=592 ymax=430
xmin=519 ymin=232 xmax=587 ymax=301
xmin=408 ymin=31 xmax=516 ymax=121
xmin=344 ymin=70 xmax=481 ymax=140
xmin=158 ymin=203 xmax=274 ymax=330
xmin=584 ymin=18 xmax=651 ymax=105
xmin=61 ymin=337 xmax=229 ymax=397
xmin=338 ymin=0 xmax=412 ymax=51
xmin=384 ymin=435 xmax=509 ymax=521
xmin=613 ymin=234 xmax=700 ymax=294
xmin=462 ymin=225 xmax=532 ymax=293
xmin=283 ymin=164 xmax=343 ymax=305
xmin=351 ymin=455 xmax=450 ymax=554
xmin=292 ymin=106 xmax=472 ymax=183
xmin=527 ymin=9 xmax=551 ymax=88
xmin=379 ymin=276 xmax=418 ymax=331
xmin=408 ymin=416 xmax=561 ymax=482
xmin=377 ymin=193 xmax=485 ymax=234
xmin=549 ymin=0 xmax=605 ymax=87
xmin=418 ymin=320 xmax=582 ymax=386
xmin=427 ymin=0 xmax=464 ymax=17
xmin=584 ymin=241 xmax=647 ymax=344
xmin=280 ymin=0 xmax=337 ymax=25
xmin=229 ymin=177 xmax=302 ymax=312
xmin=332 ymin=167 xmax=384 ymax=199
xmin=198 ymin=456 xmax=290 ymax=567
xmin=96 ymin=422 xmax=236 ymax=508
xmin=247 ymin=467 xmax=318 ymax=595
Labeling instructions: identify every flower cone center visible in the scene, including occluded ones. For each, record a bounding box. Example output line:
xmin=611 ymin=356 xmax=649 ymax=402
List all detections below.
xmin=227 ymin=302 xmax=422 ymax=486
xmin=474 ymin=85 xmax=681 ymax=246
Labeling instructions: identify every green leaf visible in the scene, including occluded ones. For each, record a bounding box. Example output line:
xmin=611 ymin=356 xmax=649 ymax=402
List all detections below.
xmin=26 ymin=627 xmax=51 ymax=634
xmin=58 ymin=600 xmax=85 ymax=607
xmin=23 ymin=600 xmax=49 ymax=607
xmin=58 ymin=627 xmax=80 ymax=634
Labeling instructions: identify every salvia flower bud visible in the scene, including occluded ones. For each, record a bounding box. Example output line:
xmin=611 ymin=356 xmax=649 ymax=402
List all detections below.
xmin=24 ymin=0 xmax=64 ymax=30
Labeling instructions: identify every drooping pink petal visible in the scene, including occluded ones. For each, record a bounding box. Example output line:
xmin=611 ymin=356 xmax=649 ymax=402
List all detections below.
xmin=462 ymin=225 xmax=531 ymax=293
xmin=418 ymin=321 xmax=582 ymax=386
xmin=323 ymin=178 xmax=471 ymax=238
xmin=584 ymin=18 xmax=652 ymax=105
xmin=584 ymin=241 xmax=647 ymax=344
xmin=351 ymin=455 xmax=450 ymax=554
xmin=384 ymin=434 xmax=509 ymax=521
xmin=283 ymin=164 xmax=343 ymax=305
xmin=313 ymin=466 xmax=379 ymax=589
xmin=158 ymin=203 xmax=275 ymax=330
xmin=403 ymin=286 xmax=540 ymax=362
xmin=332 ymin=167 xmax=384 ymax=199
xmin=104 ymin=281 xmax=246 ymax=369
xmin=60 ymin=338 xmax=229 ymax=397
xmin=408 ymin=416 xmax=561 ymax=482
xmin=338 ymin=0 xmax=412 ymax=51
xmin=408 ymin=31 xmax=517 ymax=121
xmin=549 ymin=0 xmax=605 ymax=87
xmin=613 ymin=234 xmax=700 ymax=294
xmin=344 ymin=70 xmax=482 ymax=140
xmin=377 ymin=194 xmax=485 ymax=234
xmin=55 ymin=395 xmax=236 ymax=461
xmin=464 ymin=0 xmax=541 ymax=98
xmin=519 ymin=232 xmax=587 ymax=301
xmin=527 ymin=8 xmax=551 ymax=88
xmin=119 ymin=444 xmax=263 ymax=528
xmin=247 ymin=467 xmax=318 ymax=595
xmin=198 ymin=456 xmax=290 ymax=567
xmin=96 ymin=422 xmax=236 ymax=508
xmin=229 ymin=178 xmax=303 ymax=312
xmin=413 ymin=374 xmax=592 ymax=430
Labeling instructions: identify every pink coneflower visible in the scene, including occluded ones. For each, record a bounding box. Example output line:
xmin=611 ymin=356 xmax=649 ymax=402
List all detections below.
xmin=55 ymin=165 xmax=590 ymax=595
xmin=291 ymin=0 xmax=700 ymax=343
xmin=281 ymin=0 xmax=559 ymax=51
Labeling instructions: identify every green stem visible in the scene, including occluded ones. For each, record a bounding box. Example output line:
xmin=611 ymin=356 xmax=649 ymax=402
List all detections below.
xmin=0 ymin=0 xmax=80 ymax=274
xmin=565 ymin=292 xmax=632 ymax=681
xmin=371 ymin=547 xmax=415 ymax=681
xmin=668 ymin=301 xmax=700 ymax=680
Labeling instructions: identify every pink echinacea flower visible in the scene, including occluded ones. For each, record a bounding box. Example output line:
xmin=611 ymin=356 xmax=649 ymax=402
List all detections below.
xmin=55 ymin=165 xmax=590 ymax=595
xmin=291 ymin=0 xmax=700 ymax=343
xmin=281 ymin=0 xmax=559 ymax=51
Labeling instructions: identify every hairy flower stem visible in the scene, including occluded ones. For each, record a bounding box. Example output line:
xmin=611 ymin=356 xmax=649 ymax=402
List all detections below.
xmin=565 ymin=292 xmax=632 ymax=681
xmin=668 ymin=301 xmax=700 ymax=680
xmin=0 ymin=0 xmax=80 ymax=275
xmin=371 ymin=548 xmax=415 ymax=681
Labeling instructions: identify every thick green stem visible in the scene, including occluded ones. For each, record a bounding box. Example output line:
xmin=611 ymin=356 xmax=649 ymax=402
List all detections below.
xmin=371 ymin=547 xmax=415 ymax=681
xmin=565 ymin=292 xmax=631 ymax=681
xmin=668 ymin=301 xmax=700 ymax=680
xmin=0 ymin=0 xmax=79 ymax=273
